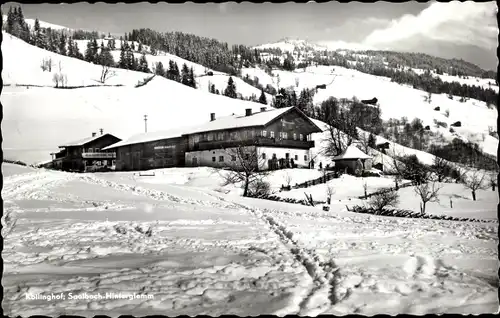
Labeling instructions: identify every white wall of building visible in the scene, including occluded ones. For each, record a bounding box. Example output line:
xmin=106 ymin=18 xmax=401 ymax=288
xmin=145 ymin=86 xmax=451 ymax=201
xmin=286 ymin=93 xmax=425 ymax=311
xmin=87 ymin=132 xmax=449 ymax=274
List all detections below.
xmin=185 ymin=146 xmax=312 ymax=170
xmin=185 ymin=147 xmax=250 ymax=168
xmin=256 ymin=147 xmax=311 ymax=169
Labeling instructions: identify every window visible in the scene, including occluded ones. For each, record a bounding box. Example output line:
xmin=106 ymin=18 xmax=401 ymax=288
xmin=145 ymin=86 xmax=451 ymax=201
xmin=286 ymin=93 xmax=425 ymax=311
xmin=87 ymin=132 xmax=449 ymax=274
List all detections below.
xmin=294 ymin=155 xmax=298 ymax=160
xmin=283 ymin=132 xmax=288 ymax=139
xmin=231 ymin=155 xmax=236 ymax=161
xmin=262 ymin=153 xmax=266 ymax=160
xmin=304 ymin=155 xmax=308 ymax=161
xmin=293 ymin=133 xmax=297 ymax=140
xmin=299 ymin=134 xmax=303 ymax=141
xmin=88 ymin=148 xmax=93 ymax=153
xmin=212 ymin=157 xmax=216 ymax=162
xmin=95 ymin=148 xmax=100 ymax=152
xmin=217 ymin=132 xmax=224 ymax=141
xmin=270 ymin=131 xmax=275 ymax=138
xmin=208 ymin=134 xmax=213 ymax=141
xmin=285 ymin=153 xmax=290 ymax=159
xmin=194 ymin=135 xmax=200 ymax=143
xmin=230 ymin=132 xmax=237 ymax=140
xmin=272 ymin=153 xmax=277 ymax=159
xmin=219 ymin=156 xmax=224 ymax=162
xmin=262 ymin=130 xmax=267 ymax=137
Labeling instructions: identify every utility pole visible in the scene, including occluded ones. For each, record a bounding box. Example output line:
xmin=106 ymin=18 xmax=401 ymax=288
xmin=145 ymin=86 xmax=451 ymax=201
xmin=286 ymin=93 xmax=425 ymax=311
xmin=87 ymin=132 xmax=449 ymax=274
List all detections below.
xmin=144 ymin=115 xmax=148 ymax=133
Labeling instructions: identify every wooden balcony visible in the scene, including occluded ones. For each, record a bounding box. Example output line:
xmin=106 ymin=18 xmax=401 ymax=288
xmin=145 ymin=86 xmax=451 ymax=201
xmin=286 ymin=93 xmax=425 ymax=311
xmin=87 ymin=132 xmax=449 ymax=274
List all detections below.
xmin=82 ymin=152 xmax=116 ymax=159
xmin=193 ymin=136 xmax=314 ymax=151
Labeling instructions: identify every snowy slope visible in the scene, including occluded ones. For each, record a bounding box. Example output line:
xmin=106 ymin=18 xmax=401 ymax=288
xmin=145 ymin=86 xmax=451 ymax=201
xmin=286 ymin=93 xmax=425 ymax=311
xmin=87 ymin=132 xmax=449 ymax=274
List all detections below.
xmin=2 ymin=77 xmax=275 ymax=164
xmin=1 ymin=32 xmax=147 ymax=87
xmin=73 ymin=39 xmax=267 ymax=101
xmin=3 ymin=165 xmax=497 ymax=316
xmin=253 ymin=38 xmax=327 ymax=53
xmin=266 ymin=65 xmax=498 ymax=158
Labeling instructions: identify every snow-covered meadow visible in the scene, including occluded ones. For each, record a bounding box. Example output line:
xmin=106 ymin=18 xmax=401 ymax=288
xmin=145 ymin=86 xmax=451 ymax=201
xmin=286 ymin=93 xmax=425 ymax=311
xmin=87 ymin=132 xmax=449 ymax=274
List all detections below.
xmin=2 ymin=163 xmax=498 ymax=316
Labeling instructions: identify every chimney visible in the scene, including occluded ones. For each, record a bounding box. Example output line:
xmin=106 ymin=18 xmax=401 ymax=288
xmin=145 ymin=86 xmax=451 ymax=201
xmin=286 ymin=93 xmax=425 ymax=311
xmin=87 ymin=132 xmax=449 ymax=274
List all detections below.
xmin=92 ymin=132 xmax=97 ymax=137
xmin=260 ymin=107 xmax=266 ymax=112
xmin=99 ymin=128 xmax=104 ymax=135
xmin=245 ymin=108 xmax=252 ymax=116
xmin=210 ymin=113 xmax=215 ymax=122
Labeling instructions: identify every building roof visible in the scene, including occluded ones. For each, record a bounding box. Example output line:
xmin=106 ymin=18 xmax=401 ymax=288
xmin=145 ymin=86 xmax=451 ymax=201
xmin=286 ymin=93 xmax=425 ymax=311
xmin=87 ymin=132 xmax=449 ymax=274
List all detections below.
xmin=102 ymin=106 xmax=323 ymax=150
xmin=332 ymin=145 xmax=372 ymax=161
xmin=102 ymin=127 xmax=189 ymax=150
xmin=184 ymin=106 xmax=322 ymax=135
xmin=58 ymin=133 xmax=120 ymax=148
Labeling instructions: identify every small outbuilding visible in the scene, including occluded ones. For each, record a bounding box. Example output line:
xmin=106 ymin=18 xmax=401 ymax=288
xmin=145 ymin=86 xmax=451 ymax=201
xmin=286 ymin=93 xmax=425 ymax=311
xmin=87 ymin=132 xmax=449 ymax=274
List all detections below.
xmin=331 ymin=145 xmax=372 ymax=176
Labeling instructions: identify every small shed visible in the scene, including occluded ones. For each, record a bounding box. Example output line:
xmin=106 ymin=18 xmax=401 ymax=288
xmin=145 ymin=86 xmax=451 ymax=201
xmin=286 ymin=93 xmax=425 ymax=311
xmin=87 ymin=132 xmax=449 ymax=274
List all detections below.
xmin=332 ymin=145 xmax=372 ymax=176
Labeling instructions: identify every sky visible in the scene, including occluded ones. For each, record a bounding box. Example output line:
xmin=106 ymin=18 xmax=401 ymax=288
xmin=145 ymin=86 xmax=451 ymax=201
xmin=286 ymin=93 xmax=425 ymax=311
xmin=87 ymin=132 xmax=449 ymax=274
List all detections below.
xmin=3 ymin=1 xmax=498 ymax=70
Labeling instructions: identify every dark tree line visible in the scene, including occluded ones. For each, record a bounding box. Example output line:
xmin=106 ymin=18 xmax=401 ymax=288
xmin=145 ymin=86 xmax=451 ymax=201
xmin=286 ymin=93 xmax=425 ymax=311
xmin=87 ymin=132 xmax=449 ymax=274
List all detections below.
xmin=124 ymin=28 xmax=260 ymax=75
xmin=308 ymin=51 xmax=498 ymax=107
xmin=429 ymin=138 xmax=498 ymax=171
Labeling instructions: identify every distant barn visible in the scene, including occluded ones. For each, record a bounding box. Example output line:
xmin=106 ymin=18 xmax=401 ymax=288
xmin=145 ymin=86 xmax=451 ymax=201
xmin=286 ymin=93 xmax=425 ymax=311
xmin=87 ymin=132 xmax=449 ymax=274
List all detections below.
xmin=361 ymin=97 xmax=378 ymax=105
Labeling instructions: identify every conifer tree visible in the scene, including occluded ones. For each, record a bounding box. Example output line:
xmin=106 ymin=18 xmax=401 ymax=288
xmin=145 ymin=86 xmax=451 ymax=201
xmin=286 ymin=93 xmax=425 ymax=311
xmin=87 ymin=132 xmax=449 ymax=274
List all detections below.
xmin=73 ymin=41 xmax=83 ymax=60
xmin=58 ymin=33 xmax=67 ymax=55
xmin=138 ymin=53 xmax=150 ymax=73
xmin=224 ymin=76 xmax=237 ymax=99
xmin=258 ymin=89 xmax=267 ymax=104
xmin=173 ymin=62 xmax=180 ymax=82
xmin=118 ymin=41 xmax=127 ymax=68
xmin=67 ymin=37 xmax=75 ymax=57
xmin=188 ymin=67 xmax=196 ymax=88
xmin=98 ymin=44 xmax=114 ymax=67
xmin=132 ymin=57 xmax=139 ymax=71
xmin=181 ymin=63 xmax=190 ymax=86
xmin=155 ymin=61 xmax=165 ymax=77
xmin=32 ymin=18 xmax=46 ymax=48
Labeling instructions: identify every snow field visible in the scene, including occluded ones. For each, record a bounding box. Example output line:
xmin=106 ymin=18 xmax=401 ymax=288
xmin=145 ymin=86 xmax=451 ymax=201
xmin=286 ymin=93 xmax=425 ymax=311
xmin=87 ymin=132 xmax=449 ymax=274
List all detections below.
xmin=2 ymin=168 xmax=312 ymax=316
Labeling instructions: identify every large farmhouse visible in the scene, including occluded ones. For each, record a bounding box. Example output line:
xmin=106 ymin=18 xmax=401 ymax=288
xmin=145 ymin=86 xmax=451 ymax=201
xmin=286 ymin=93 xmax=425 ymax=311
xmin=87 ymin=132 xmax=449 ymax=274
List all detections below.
xmin=49 ymin=131 xmax=121 ymax=172
xmin=103 ymin=106 xmax=323 ymax=171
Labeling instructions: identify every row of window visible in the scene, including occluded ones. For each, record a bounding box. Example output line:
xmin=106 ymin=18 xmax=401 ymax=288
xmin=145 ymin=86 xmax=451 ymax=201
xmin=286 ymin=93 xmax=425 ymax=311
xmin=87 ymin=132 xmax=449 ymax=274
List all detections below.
xmin=261 ymin=130 xmax=309 ymax=141
xmin=193 ymin=131 xmax=311 ymax=143
xmin=210 ymin=153 xmax=309 ymax=163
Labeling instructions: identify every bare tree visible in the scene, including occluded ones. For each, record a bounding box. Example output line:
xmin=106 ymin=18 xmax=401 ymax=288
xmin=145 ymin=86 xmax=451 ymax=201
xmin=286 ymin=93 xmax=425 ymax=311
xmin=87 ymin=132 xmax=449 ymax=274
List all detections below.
xmin=413 ymin=181 xmax=442 ymax=214
xmin=40 ymin=57 xmax=53 ymax=72
xmin=100 ymin=65 xmax=116 ymax=84
xmin=218 ymin=144 xmax=269 ymax=197
xmin=323 ymin=113 xmax=358 ymax=157
xmin=463 ymin=170 xmax=488 ymax=201
xmin=489 ymin=177 xmax=497 ymax=191
xmin=283 ymin=171 xmax=293 ymax=188
xmin=52 ymin=61 xmax=67 ymax=88
xmin=326 ymin=184 xmax=335 ymax=204
xmin=368 ymin=188 xmax=400 ymax=212
xmin=424 ymin=91 xmax=432 ymax=104
xmin=355 ymin=132 xmax=371 ymax=155
xmin=431 ymin=157 xmax=452 ymax=182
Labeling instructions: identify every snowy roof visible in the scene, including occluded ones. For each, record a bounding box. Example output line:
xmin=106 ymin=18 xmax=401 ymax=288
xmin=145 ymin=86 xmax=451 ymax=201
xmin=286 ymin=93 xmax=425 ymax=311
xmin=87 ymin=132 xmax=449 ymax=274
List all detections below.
xmin=58 ymin=133 xmax=120 ymax=148
xmin=332 ymin=145 xmax=372 ymax=161
xmin=102 ymin=127 xmax=190 ymax=150
xmin=184 ymin=107 xmax=319 ymax=135
xmin=103 ymin=107 xmax=323 ymax=150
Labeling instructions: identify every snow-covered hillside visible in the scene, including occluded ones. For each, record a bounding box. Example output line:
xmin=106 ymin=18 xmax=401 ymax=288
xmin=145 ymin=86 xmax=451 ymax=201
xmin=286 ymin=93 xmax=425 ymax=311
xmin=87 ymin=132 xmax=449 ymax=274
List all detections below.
xmin=252 ymin=65 xmax=498 ymax=158
xmin=253 ymin=38 xmax=327 ymax=53
xmin=3 ymin=163 xmax=498 ymax=316
xmin=73 ymin=38 xmax=269 ymax=102
xmin=1 ymin=33 xmax=281 ymax=164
